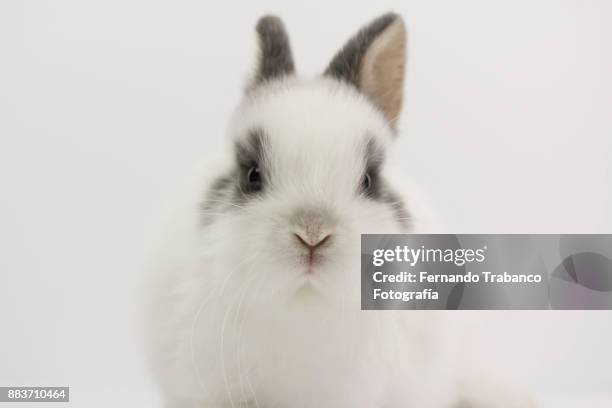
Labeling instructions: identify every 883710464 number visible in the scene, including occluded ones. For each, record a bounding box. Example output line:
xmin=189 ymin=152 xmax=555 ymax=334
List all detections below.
xmin=1 ymin=387 xmax=69 ymax=402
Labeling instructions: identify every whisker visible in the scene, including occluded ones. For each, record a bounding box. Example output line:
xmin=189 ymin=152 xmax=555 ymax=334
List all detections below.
xmin=219 ymin=252 xmax=262 ymax=408
xmin=201 ymin=199 xmax=248 ymax=210
xmin=234 ymin=264 xmax=265 ymax=408
xmin=189 ymin=253 xmax=259 ymax=403
xmin=233 ymin=260 xmax=262 ymax=405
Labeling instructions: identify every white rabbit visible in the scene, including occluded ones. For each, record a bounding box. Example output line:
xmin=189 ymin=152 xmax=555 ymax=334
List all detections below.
xmin=141 ymin=13 xmax=535 ymax=408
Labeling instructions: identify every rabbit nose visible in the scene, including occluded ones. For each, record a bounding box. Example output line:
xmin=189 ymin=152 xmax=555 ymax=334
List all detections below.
xmin=289 ymin=206 xmax=337 ymax=254
xmin=293 ymin=232 xmax=332 ymax=251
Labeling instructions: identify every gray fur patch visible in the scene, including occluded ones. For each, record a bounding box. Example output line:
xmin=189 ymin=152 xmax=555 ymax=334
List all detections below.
xmin=365 ymin=138 xmax=384 ymax=173
xmin=381 ymin=187 xmax=411 ymax=230
xmin=253 ymin=15 xmax=295 ymax=86
xmin=324 ymin=13 xmax=399 ymax=87
xmin=200 ymin=171 xmax=237 ymax=225
xmin=235 ymin=128 xmax=266 ymax=168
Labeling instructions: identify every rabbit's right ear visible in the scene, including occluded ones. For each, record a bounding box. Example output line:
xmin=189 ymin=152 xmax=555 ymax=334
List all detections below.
xmin=324 ymin=13 xmax=406 ymax=127
xmin=249 ymin=15 xmax=295 ymax=89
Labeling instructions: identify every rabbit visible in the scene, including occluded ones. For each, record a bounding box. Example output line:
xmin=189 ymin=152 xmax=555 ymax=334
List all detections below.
xmin=141 ymin=13 xmax=536 ymax=408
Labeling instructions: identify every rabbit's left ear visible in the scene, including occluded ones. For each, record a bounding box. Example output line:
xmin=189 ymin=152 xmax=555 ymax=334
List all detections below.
xmin=325 ymin=13 xmax=406 ymax=127
xmin=250 ymin=15 xmax=295 ymax=89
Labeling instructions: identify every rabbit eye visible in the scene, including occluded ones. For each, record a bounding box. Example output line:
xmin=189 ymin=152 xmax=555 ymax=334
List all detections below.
xmin=247 ymin=166 xmax=262 ymax=189
xmin=362 ymin=172 xmax=372 ymax=192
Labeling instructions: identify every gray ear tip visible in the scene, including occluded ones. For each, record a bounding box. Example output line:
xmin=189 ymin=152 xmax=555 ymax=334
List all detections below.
xmin=256 ymin=15 xmax=287 ymax=35
xmin=380 ymin=12 xmax=401 ymax=20
xmin=374 ymin=12 xmax=405 ymax=29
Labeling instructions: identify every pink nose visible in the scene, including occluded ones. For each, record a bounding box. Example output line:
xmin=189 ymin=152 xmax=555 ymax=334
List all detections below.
xmin=293 ymin=233 xmax=332 ymax=252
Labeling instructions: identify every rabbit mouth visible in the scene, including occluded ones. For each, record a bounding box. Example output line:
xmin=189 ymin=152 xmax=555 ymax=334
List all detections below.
xmin=299 ymin=252 xmax=324 ymax=271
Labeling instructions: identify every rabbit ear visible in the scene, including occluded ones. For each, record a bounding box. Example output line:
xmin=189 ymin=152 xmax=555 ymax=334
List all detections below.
xmin=325 ymin=13 xmax=406 ymax=126
xmin=250 ymin=15 xmax=295 ymax=88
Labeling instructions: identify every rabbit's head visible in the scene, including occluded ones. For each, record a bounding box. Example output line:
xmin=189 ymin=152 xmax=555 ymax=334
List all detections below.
xmin=206 ymin=14 xmax=409 ymax=304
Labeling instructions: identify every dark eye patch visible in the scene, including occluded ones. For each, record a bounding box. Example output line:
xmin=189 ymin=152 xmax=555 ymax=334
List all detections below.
xmin=360 ymin=137 xmax=411 ymax=229
xmin=360 ymin=138 xmax=384 ymax=198
xmin=235 ymin=128 xmax=268 ymax=195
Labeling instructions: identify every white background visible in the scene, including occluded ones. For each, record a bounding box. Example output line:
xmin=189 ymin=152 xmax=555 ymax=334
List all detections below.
xmin=1 ymin=1 xmax=611 ymax=407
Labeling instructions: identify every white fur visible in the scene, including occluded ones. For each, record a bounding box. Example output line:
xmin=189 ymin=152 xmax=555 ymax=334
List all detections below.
xmin=141 ymin=78 xmax=534 ymax=408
